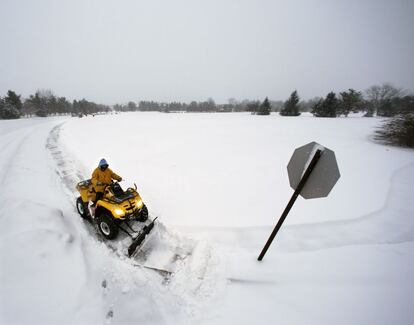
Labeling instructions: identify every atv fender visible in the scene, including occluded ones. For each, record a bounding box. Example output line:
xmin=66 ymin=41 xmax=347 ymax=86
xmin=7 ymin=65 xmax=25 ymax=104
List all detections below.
xmin=95 ymin=206 xmax=112 ymax=220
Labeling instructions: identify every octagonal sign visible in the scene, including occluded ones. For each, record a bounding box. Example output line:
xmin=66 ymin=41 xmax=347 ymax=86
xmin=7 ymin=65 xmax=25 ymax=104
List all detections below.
xmin=287 ymin=142 xmax=340 ymax=199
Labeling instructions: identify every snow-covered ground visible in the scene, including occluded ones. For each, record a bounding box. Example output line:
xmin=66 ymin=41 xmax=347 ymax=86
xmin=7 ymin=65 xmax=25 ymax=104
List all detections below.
xmin=1 ymin=112 xmax=413 ymax=324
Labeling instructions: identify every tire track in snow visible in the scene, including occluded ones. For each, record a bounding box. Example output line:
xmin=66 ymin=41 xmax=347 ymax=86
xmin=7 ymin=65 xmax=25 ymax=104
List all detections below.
xmin=45 ymin=122 xmax=100 ymax=287
xmin=0 ymin=130 xmax=32 ymax=186
xmin=0 ymin=119 xmax=102 ymax=325
xmin=0 ymin=120 xmax=60 ymax=186
xmin=46 ymin=123 xmax=86 ymax=194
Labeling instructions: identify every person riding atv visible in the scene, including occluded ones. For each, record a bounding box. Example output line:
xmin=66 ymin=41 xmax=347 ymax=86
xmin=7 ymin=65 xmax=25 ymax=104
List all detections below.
xmin=76 ymin=159 xmax=155 ymax=257
xmin=92 ymin=158 xmax=122 ymax=205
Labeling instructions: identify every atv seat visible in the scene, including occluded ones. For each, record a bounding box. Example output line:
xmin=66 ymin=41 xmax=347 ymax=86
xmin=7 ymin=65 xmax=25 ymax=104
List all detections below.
xmin=108 ymin=183 xmax=135 ymax=202
xmin=111 ymin=182 xmax=124 ymax=196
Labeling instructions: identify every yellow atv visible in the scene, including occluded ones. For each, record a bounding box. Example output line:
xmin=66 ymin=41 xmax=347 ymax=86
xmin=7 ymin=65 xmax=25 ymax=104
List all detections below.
xmin=76 ymin=180 xmax=156 ymax=256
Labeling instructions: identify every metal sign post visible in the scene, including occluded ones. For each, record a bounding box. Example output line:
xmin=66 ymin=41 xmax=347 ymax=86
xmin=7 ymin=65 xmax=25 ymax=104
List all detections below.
xmin=258 ymin=142 xmax=340 ymax=261
xmin=257 ymin=149 xmax=322 ymax=261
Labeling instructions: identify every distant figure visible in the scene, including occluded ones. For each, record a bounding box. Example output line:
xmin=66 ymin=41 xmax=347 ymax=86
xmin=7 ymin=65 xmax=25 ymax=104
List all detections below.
xmin=91 ymin=158 xmax=122 ymax=205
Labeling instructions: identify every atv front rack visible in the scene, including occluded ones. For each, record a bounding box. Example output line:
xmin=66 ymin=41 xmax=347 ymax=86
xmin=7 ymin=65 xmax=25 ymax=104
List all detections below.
xmin=117 ymin=217 xmax=158 ymax=257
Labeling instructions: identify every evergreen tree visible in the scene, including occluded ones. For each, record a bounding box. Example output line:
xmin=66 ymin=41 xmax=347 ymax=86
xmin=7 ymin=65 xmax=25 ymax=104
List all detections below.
xmin=0 ymin=100 xmax=21 ymax=119
xmin=300 ymin=97 xmax=322 ymax=112
xmin=206 ymin=98 xmax=216 ymax=112
xmin=5 ymin=90 xmax=23 ymax=111
xmin=257 ymin=97 xmax=271 ymax=115
xmin=311 ymin=99 xmax=323 ymax=117
xmin=280 ymin=90 xmax=300 ymax=116
xmin=127 ymin=101 xmax=137 ymax=111
xmin=0 ymin=91 xmax=21 ymax=119
xmin=339 ymin=89 xmax=363 ymax=116
xmin=375 ymin=113 xmax=414 ymax=147
xmin=26 ymin=91 xmax=49 ymax=117
xmin=56 ymin=97 xmax=72 ymax=115
xmin=312 ymin=92 xmax=338 ymax=117
xmin=187 ymin=101 xmax=198 ymax=112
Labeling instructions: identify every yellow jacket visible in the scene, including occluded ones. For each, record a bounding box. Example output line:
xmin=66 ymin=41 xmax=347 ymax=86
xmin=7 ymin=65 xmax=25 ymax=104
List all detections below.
xmin=91 ymin=167 xmax=122 ymax=192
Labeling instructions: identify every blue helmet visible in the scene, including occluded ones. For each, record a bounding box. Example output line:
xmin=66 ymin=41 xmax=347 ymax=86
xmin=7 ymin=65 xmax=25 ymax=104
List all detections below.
xmin=98 ymin=158 xmax=109 ymax=168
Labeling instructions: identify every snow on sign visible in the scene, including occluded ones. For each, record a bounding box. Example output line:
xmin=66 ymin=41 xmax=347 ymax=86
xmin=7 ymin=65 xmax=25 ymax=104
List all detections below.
xmin=258 ymin=142 xmax=340 ymax=261
xmin=287 ymin=142 xmax=340 ymax=199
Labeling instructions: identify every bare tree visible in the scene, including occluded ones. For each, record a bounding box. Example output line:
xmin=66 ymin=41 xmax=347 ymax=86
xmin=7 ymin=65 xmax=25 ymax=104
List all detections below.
xmin=365 ymin=83 xmax=404 ymax=116
xmin=228 ymin=98 xmax=238 ymax=106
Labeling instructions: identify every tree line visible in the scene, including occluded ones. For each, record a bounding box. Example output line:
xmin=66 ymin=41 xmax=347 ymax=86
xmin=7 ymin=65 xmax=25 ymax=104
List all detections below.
xmin=279 ymin=84 xmax=414 ymax=118
xmin=111 ymin=83 xmax=414 ymax=117
xmin=1 ymin=83 xmax=413 ymax=120
xmin=0 ymin=89 xmax=111 ymax=119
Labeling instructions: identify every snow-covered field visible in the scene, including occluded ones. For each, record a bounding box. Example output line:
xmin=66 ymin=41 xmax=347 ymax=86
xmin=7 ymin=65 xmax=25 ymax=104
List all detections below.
xmin=1 ymin=112 xmax=413 ymax=325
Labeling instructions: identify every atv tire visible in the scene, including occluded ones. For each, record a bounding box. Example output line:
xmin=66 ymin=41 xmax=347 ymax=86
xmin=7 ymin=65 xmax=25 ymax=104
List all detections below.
xmin=96 ymin=213 xmax=118 ymax=239
xmin=76 ymin=197 xmax=88 ymax=219
xmin=137 ymin=205 xmax=148 ymax=222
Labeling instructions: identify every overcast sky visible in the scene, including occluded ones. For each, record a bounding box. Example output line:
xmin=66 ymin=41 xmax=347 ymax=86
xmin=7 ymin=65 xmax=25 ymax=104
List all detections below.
xmin=0 ymin=0 xmax=413 ymax=104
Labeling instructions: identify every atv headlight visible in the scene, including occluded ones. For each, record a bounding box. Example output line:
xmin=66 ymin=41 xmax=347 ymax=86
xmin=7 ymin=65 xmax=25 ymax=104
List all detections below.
xmin=114 ymin=208 xmax=125 ymax=216
xmin=135 ymin=199 xmax=143 ymax=208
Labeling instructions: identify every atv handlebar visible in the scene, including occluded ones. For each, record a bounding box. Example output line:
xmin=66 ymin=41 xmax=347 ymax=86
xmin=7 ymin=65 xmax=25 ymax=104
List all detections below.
xmin=97 ymin=179 xmax=122 ymax=186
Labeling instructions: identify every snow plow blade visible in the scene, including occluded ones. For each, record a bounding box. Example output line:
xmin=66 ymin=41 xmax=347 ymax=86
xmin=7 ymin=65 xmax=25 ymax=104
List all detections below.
xmin=128 ymin=217 xmax=157 ymax=257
